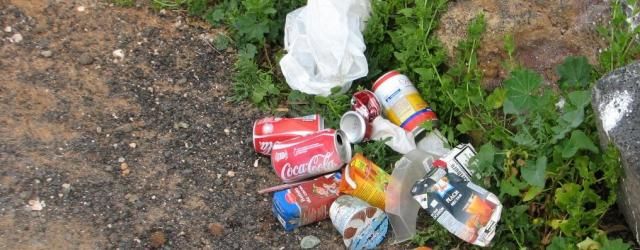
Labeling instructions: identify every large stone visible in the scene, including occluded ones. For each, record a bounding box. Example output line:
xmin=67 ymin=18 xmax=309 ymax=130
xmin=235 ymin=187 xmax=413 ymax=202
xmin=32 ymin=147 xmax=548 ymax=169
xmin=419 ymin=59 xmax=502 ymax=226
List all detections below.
xmin=437 ymin=0 xmax=609 ymax=88
xmin=592 ymin=61 xmax=640 ymax=244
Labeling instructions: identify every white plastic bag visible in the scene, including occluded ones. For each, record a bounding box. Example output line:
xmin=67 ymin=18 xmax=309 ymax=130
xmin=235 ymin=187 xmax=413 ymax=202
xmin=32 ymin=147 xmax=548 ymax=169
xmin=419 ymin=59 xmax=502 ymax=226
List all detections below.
xmin=370 ymin=117 xmax=416 ymax=154
xmin=279 ymin=0 xmax=371 ymax=96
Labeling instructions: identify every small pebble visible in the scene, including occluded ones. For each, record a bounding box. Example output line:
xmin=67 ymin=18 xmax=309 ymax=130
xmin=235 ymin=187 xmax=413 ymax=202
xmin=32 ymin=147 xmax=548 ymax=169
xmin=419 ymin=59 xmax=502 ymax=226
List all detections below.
xmin=41 ymin=50 xmax=53 ymax=58
xmin=112 ymin=49 xmax=124 ymax=59
xmin=96 ymin=126 xmax=102 ymax=133
xmin=208 ymin=223 xmax=224 ymax=237
xmin=3 ymin=26 xmax=11 ymax=32
xmin=26 ymin=199 xmax=45 ymax=211
xmin=224 ymin=128 xmax=230 ymax=135
xmin=149 ymin=231 xmax=166 ymax=248
xmin=77 ymin=6 xmax=86 ymax=12
xmin=128 ymin=142 xmax=137 ymax=148
xmin=9 ymin=33 xmax=23 ymax=43
xmin=177 ymin=78 xmax=187 ymax=84
xmin=226 ymin=170 xmax=235 ymax=177
xmin=118 ymin=157 xmax=126 ymax=163
xmin=175 ymin=121 xmax=189 ymax=129
xmin=253 ymin=159 xmax=259 ymax=168
xmin=61 ymin=183 xmax=71 ymax=194
xmin=300 ymin=235 xmax=321 ymax=249
xmin=125 ymin=193 xmax=139 ymax=203
xmin=78 ymin=53 xmax=94 ymax=65
xmin=120 ymin=162 xmax=130 ymax=176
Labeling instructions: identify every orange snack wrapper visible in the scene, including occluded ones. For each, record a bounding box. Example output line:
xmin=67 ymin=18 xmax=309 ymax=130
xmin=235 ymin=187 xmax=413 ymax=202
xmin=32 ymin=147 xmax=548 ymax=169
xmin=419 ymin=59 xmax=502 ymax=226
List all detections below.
xmin=339 ymin=153 xmax=391 ymax=209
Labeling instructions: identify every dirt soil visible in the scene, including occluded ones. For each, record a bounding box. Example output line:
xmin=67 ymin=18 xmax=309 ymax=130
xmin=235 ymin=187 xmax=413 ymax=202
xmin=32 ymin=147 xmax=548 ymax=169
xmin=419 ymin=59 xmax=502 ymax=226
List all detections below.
xmin=0 ymin=1 xmax=349 ymax=249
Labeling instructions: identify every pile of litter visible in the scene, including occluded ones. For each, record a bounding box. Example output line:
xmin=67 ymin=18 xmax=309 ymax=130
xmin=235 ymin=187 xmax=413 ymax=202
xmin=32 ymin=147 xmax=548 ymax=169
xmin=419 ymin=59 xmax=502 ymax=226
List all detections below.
xmin=249 ymin=0 xmax=503 ymax=249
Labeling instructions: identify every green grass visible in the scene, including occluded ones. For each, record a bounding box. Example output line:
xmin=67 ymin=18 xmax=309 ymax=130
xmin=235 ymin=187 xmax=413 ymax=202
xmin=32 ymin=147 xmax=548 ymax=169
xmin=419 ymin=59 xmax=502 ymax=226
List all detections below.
xmin=160 ymin=0 xmax=640 ymax=248
xmin=113 ymin=0 xmax=135 ymax=7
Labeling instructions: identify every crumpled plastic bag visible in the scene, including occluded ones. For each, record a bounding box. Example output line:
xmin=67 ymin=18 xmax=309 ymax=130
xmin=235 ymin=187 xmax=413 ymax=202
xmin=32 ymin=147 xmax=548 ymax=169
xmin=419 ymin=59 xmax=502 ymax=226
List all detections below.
xmin=370 ymin=116 xmax=416 ymax=154
xmin=279 ymin=0 xmax=371 ymax=96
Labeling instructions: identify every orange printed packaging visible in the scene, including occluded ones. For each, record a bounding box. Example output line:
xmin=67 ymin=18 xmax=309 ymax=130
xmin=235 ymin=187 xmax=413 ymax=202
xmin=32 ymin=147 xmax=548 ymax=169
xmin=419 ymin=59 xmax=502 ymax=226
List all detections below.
xmin=339 ymin=153 xmax=391 ymax=209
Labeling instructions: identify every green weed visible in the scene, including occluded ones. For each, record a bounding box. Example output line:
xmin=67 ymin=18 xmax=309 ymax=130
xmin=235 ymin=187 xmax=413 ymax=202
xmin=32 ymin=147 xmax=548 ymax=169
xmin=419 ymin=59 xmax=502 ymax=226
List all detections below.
xmin=598 ymin=0 xmax=640 ymax=74
xmin=113 ymin=0 xmax=135 ymax=7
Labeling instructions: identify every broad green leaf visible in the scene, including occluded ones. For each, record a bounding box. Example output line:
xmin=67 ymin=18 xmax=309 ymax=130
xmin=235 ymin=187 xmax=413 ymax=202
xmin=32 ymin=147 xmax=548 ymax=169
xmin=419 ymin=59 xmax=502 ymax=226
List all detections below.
xmin=476 ymin=143 xmax=495 ymax=166
xmin=504 ymin=69 xmax=542 ymax=113
xmin=472 ymin=143 xmax=496 ymax=178
xmin=562 ymin=130 xmax=600 ymax=158
xmin=523 ymin=186 xmax=543 ymax=201
xmin=575 ymin=156 xmax=593 ymax=181
xmin=560 ymin=108 xmax=585 ymax=128
xmin=577 ymin=237 xmax=601 ymax=250
xmin=500 ymin=180 xmax=520 ymax=196
xmin=522 ymin=156 xmax=547 ymax=187
xmin=551 ymin=124 xmax=571 ymax=143
xmin=456 ymin=116 xmax=475 ymax=133
xmin=500 ymin=178 xmax=522 ymax=197
xmin=503 ymin=99 xmax=519 ymax=114
xmin=486 ymin=88 xmax=507 ymax=109
xmin=567 ymin=90 xmax=592 ymax=108
xmin=513 ymin=132 xmax=537 ymax=148
xmin=602 ymin=239 xmax=632 ymax=250
xmin=414 ymin=67 xmax=435 ymax=81
xmin=555 ymin=183 xmax=581 ymax=210
xmin=548 ymin=236 xmax=575 ymax=250
xmin=557 ymin=56 xmax=592 ymax=89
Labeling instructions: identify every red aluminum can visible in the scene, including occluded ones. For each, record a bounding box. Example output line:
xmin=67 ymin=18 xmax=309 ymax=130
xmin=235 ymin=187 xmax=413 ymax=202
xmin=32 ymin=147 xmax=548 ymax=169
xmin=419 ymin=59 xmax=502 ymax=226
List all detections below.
xmin=271 ymin=129 xmax=352 ymax=183
xmin=351 ymin=90 xmax=382 ymax=123
xmin=253 ymin=115 xmax=324 ymax=155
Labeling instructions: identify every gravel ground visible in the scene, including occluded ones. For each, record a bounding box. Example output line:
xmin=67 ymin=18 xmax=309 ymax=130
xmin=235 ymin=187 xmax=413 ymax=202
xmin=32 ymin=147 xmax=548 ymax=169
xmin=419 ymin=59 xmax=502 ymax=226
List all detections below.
xmin=0 ymin=1 xmax=352 ymax=249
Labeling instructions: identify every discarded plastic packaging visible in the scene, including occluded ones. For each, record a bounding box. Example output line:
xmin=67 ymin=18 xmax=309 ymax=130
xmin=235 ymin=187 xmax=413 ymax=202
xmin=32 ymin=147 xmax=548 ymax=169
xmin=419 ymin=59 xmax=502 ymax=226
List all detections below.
xmin=272 ymin=172 xmax=342 ymax=231
xmin=416 ymin=129 xmax=450 ymax=158
xmin=279 ymin=0 xmax=371 ymax=96
xmin=339 ymin=153 xmax=390 ymax=209
xmin=371 ymin=116 xmax=416 ymax=154
xmin=253 ymin=115 xmax=324 ymax=155
xmin=340 ymin=111 xmax=372 ymax=144
xmin=330 ymin=195 xmax=389 ymax=250
xmin=411 ymin=166 xmax=502 ymax=247
xmin=271 ymin=129 xmax=352 ymax=183
xmin=434 ymin=144 xmax=477 ymax=181
xmin=372 ymin=71 xmax=438 ymax=136
xmin=385 ymin=149 xmax=434 ymax=243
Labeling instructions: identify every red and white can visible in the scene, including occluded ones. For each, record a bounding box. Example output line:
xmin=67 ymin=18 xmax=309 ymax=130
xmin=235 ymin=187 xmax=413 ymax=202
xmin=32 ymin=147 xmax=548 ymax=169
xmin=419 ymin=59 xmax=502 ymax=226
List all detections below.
xmin=351 ymin=90 xmax=382 ymax=123
xmin=253 ymin=115 xmax=324 ymax=155
xmin=271 ymin=129 xmax=352 ymax=183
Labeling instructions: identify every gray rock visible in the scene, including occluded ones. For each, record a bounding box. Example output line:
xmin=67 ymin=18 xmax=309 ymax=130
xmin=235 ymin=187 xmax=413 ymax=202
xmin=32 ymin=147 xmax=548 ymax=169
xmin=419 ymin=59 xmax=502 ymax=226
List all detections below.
xmin=78 ymin=53 xmax=94 ymax=65
xmin=300 ymin=235 xmax=321 ymax=249
xmin=592 ymin=61 xmax=640 ymax=244
xmin=41 ymin=50 xmax=53 ymax=58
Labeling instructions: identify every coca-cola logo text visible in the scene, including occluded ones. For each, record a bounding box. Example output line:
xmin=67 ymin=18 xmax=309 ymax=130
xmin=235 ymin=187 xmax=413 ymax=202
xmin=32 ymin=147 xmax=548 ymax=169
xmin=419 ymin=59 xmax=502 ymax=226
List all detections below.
xmin=275 ymin=151 xmax=288 ymax=161
xmin=259 ymin=141 xmax=273 ymax=154
xmin=280 ymin=152 xmax=338 ymax=180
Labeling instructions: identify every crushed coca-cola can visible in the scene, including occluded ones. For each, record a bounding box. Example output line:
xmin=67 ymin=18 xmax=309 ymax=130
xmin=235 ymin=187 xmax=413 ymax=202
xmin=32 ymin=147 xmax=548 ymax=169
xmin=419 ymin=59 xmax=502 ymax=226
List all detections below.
xmin=351 ymin=90 xmax=382 ymax=123
xmin=271 ymin=129 xmax=352 ymax=183
xmin=339 ymin=111 xmax=372 ymax=144
xmin=272 ymin=172 xmax=341 ymax=231
xmin=253 ymin=114 xmax=324 ymax=155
